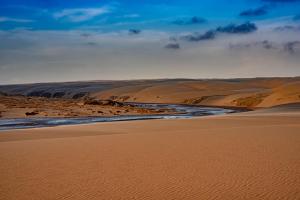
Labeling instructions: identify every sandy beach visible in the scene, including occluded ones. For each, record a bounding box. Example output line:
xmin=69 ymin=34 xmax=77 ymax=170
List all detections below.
xmin=1 ymin=106 xmax=299 ymax=200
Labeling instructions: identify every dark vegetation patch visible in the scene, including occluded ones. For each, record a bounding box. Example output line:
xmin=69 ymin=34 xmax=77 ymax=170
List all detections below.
xmin=184 ymin=95 xmax=225 ymax=104
xmin=53 ymin=92 xmax=66 ymax=98
xmin=84 ymin=99 xmax=125 ymax=107
xmin=232 ymin=93 xmax=269 ymax=107
xmin=184 ymin=96 xmax=210 ymax=104
xmin=0 ymin=91 xmax=8 ymax=96
xmin=119 ymin=96 xmax=130 ymax=101
xmin=28 ymin=91 xmax=52 ymax=98
xmin=72 ymin=92 xmax=87 ymax=99
xmin=41 ymin=92 xmax=52 ymax=98
xmin=109 ymin=96 xmax=118 ymax=100
xmin=28 ymin=90 xmax=45 ymax=97
xmin=109 ymin=96 xmax=130 ymax=101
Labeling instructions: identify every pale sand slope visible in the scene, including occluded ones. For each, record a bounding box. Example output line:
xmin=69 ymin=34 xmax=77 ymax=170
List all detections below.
xmin=0 ymin=108 xmax=300 ymax=200
xmin=1 ymin=77 xmax=300 ymax=108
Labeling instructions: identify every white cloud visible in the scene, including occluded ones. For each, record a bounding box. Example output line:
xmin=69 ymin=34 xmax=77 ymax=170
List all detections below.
xmin=0 ymin=28 xmax=300 ymax=84
xmin=0 ymin=17 xmax=34 ymax=23
xmin=53 ymin=7 xmax=111 ymax=22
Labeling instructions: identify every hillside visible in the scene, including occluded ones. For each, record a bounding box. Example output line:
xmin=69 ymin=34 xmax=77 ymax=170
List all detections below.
xmin=1 ymin=77 xmax=300 ymax=109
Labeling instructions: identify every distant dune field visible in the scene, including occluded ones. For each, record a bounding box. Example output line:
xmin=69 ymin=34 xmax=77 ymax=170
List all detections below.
xmin=1 ymin=77 xmax=300 ymax=109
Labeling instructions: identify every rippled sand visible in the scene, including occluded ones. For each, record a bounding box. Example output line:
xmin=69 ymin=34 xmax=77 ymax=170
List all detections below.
xmin=0 ymin=107 xmax=299 ymax=200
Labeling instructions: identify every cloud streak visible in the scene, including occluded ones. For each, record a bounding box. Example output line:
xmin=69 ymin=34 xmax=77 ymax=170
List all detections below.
xmin=274 ymin=25 xmax=300 ymax=32
xmin=164 ymin=43 xmax=180 ymax=49
xmin=239 ymin=6 xmax=268 ymax=17
xmin=229 ymin=40 xmax=300 ymax=55
xmin=181 ymin=31 xmax=216 ymax=42
xmin=181 ymin=22 xmax=257 ymax=42
xmin=229 ymin=40 xmax=276 ymax=50
xmin=0 ymin=17 xmax=34 ymax=23
xmin=128 ymin=29 xmax=141 ymax=35
xmin=53 ymin=7 xmax=111 ymax=22
xmin=172 ymin=16 xmax=206 ymax=25
xmin=284 ymin=41 xmax=300 ymax=54
xmin=216 ymin=22 xmax=257 ymax=34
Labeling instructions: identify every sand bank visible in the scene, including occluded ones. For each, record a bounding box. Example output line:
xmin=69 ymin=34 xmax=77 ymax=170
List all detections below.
xmin=0 ymin=107 xmax=299 ymax=200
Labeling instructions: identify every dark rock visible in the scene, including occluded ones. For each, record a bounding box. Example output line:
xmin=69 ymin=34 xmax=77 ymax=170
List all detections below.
xmin=25 ymin=111 xmax=39 ymax=116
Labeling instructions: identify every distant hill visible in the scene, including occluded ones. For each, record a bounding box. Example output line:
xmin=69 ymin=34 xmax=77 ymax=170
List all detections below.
xmin=1 ymin=77 xmax=300 ymax=108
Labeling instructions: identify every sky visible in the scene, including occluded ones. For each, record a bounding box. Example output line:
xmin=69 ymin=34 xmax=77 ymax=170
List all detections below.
xmin=0 ymin=0 xmax=300 ymax=84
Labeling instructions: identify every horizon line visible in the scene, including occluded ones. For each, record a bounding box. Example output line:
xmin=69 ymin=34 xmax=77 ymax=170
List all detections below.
xmin=1 ymin=75 xmax=300 ymax=86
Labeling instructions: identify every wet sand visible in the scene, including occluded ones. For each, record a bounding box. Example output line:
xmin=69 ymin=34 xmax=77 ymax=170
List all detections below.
xmin=0 ymin=107 xmax=299 ymax=200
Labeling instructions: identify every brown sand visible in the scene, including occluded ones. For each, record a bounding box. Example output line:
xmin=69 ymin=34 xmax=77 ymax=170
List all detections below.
xmin=0 ymin=95 xmax=171 ymax=119
xmin=0 ymin=107 xmax=299 ymax=200
xmin=1 ymin=77 xmax=300 ymax=109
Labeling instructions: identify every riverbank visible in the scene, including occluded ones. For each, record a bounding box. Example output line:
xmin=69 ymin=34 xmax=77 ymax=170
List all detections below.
xmin=0 ymin=104 xmax=299 ymax=200
xmin=0 ymin=94 xmax=173 ymax=119
xmin=0 ymin=103 xmax=235 ymax=131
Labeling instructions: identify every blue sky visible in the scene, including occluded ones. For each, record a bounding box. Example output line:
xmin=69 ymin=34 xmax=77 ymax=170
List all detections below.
xmin=1 ymin=0 xmax=299 ymax=31
xmin=0 ymin=0 xmax=300 ymax=83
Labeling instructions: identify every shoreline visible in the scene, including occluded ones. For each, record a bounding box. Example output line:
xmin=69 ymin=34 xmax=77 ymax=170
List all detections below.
xmin=0 ymin=103 xmax=238 ymax=131
xmin=125 ymin=101 xmax=254 ymax=111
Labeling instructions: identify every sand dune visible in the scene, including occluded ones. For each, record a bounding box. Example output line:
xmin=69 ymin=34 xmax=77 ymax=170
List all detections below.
xmin=1 ymin=79 xmax=300 ymax=199
xmin=1 ymin=77 xmax=300 ymax=109
xmin=259 ymin=81 xmax=300 ymax=107
xmin=0 ymin=106 xmax=299 ymax=200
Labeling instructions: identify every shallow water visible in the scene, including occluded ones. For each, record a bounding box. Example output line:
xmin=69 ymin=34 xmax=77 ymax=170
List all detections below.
xmin=0 ymin=103 xmax=237 ymax=131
